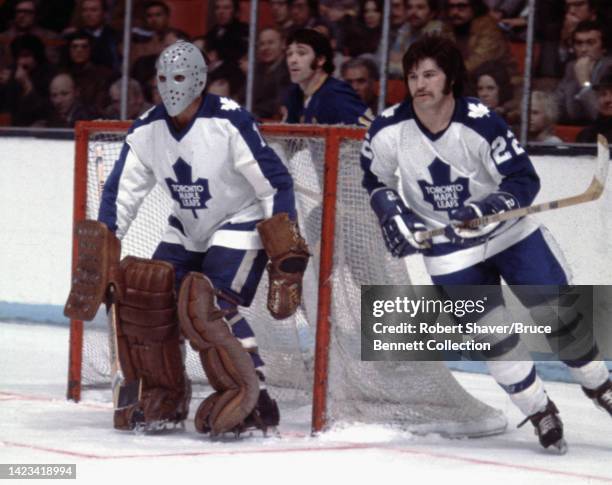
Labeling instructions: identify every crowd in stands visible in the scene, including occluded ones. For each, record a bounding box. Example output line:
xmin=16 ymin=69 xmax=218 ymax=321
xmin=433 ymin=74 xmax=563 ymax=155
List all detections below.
xmin=0 ymin=0 xmax=611 ymax=142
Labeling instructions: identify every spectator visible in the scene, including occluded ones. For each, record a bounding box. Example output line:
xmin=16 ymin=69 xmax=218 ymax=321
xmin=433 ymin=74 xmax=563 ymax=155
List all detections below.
xmin=206 ymin=61 xmax=245 ymax=101
xmin=577 ymin=67 xmax=612 ymax=143
xmin=320 ymin=0 xmax=359 ymax=55
xmin=528 ymin=90 xmax=563 ymax=144
xmin=204 ymin=0 xmax=249 ymax=64
xmin=341 ymin=56 xmax=379 ymax=114
xmin=385 ymin=0 xmax=410 ymax=78
xmin=472 ymin=60 xmax=516 ymax=124
xmin=406 ymin=0 xmax=452 ymax=40
xmin=161 ymin=27 xmax=190 ymax=48
xmin=104 ymin=77 xmax=153 ymax=119
xmin=555 ymin=20 xmax=612 ymax=125
xmin=270 ymin=0 xmax=294 ymax=36
xmin=253 ymin=27 xmax=290 ymax=119
xmin=42 ymin=71 xmax=95 ymax=127
xmin=344 ymin=0 xmax=383 ymax=56
xmin=0 ymin=0 xmax=62 ymax=65
xmin=63 ymin=30 xmax=114 ymax=115
xmin=288 ymin=0 xmax=320 ymax=31
xmin=444 ymin=0 xmax=515 ymax=76
xmin=488 ymin=0 xmax=527 ymax=41
xmin=385 ymin=0 xmax=455 ymax=71
xmin=65 ymin=0 xmax=120 ymax=72
xmin=130 ymin=1 xmax=171 ymax=64
xmin=0 ymin=34 xmax=54 ymax=126
xmin=559 ymin=0 xmax=598 ymax=66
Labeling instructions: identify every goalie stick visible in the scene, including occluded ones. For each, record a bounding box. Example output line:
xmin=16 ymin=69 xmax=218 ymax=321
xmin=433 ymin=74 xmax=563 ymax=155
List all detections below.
xmin=416 ymin=134 xmax=610 ymax=242
xmin=94 ymin=144 xmax=141 ymax=409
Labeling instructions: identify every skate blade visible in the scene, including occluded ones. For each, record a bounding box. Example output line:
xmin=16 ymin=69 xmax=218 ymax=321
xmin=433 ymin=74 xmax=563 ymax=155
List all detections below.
xmin=549 ymin=438 xmax=568 ymax=455
xmin=133 ymin=420 xmax=185 ymax=435
xmin=210 ymin=425 xmax=280 ymax=440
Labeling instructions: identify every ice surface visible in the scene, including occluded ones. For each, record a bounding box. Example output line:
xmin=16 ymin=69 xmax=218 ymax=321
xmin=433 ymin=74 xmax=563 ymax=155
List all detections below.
xmin=1 ymin=321 xmax=610 ymax=484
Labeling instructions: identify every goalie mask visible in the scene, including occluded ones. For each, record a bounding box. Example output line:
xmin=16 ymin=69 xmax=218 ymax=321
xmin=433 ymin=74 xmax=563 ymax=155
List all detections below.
xmin=156 ymin=41 xmax=207 ymax=116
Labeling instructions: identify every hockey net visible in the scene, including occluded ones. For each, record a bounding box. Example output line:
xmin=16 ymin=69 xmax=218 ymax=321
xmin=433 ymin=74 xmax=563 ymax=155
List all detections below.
xmin=68 ymin=120 xmax=506 ymax=436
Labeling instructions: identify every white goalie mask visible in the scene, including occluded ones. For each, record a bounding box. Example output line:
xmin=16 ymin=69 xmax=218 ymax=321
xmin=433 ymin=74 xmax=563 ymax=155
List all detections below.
xmin=156 ymin=41 xmax=207 ymax=116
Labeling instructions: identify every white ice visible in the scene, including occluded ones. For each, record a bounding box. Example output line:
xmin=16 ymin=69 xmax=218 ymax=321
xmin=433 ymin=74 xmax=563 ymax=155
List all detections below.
xmin=1 ymin=321 xmax=610 ymax=485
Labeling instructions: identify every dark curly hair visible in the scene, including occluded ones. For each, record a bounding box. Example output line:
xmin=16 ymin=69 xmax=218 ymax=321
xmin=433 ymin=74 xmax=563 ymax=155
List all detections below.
xmin=402 ymin=34 xmax=467 ymax=98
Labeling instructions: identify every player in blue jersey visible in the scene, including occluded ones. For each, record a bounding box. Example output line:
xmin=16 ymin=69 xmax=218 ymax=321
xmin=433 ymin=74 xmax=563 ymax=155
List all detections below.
xmin=283 ymin=28 xmax=374 ymax=127
xmin=65 ymin=41 xmax=309 ymax=435
xmin=360 ymin=35 xmax=612 ymax=452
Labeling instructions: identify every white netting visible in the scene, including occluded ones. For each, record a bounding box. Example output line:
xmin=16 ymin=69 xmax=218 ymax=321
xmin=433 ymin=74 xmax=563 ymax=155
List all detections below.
xmin=76 ymin=126 xmax=506 ymax=436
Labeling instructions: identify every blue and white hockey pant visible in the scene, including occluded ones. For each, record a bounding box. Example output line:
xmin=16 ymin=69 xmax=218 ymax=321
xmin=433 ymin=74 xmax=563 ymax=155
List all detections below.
xmin=431 ymin=228 xmax=607 ymax=415
xmin=153 ymin=241 xmax=268 ymax=377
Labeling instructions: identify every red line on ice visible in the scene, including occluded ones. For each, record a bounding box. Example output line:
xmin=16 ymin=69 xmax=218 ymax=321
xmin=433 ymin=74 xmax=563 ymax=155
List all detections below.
xmin=0 ymin=391 xmax=110 ymax=410
xmin=2 ymin=440 xmax=611 ymax=482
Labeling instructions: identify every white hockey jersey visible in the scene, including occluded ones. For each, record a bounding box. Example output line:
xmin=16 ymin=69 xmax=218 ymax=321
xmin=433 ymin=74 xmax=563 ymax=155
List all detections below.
xmin=98 ymin=95 xmax=295 ymax=252
xmin=361 ymin=97 xmax=542 ymax=276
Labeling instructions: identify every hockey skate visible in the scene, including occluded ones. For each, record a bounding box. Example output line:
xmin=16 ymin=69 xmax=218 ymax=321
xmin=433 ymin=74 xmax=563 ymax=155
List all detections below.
xmin=196 ymin=389 xmax=280 ymax=438
xmin=518 ymin=399 xmax=567 ymax=454
xmin=236 ymin=389 xmax=280 ymax=437
xmin=582 ymin=379 xmax=612 ymax=417
xmin=113 ymin=386 xmax=191 ymax=434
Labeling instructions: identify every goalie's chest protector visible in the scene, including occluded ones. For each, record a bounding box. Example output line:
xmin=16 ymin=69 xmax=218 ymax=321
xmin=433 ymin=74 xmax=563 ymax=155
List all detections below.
xmin=126 ymin=96 xmax=265 ymax=239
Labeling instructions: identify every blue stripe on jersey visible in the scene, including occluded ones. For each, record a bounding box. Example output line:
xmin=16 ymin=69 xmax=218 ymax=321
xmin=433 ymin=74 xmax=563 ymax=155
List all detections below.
xmin=98 ymin=143 xmax=130 ymax=233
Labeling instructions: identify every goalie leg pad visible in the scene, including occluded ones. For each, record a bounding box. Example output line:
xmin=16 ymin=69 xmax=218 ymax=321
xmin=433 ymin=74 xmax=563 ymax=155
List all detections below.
xmin=257 ymin=213 xmax=310 ymax=319
xmin=178 ymin=272 xmax=259 ymax=435
xmin=114 ymin=256 xmax=190 ymax=429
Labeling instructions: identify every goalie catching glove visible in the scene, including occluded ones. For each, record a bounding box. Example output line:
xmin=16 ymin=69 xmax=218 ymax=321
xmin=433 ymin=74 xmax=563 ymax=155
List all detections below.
xmin=64 ymin=220 xmax=122 ymax=321
xmin=370 ymin=188 xmax=430 ymax=257
xmin=445 ymin=192 xmax=519 ymax=246
xmin=257 ymin=213 xmax=310 ymax=320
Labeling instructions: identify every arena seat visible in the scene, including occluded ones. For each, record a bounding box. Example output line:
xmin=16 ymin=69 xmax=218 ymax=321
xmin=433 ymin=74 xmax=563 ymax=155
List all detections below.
xmin=554 ymin=124 xmax=583 ymax=143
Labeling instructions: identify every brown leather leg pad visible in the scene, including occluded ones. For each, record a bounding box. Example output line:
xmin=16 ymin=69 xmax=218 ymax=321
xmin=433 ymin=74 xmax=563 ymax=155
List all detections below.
xmin=178 ymin=272 xmax=259 ymax=435
xmin=115 ymin=257 xmax=190 ymax=425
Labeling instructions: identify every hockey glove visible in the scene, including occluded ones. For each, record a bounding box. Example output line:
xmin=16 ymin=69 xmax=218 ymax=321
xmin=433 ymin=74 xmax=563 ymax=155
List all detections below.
xmin=371 ymin=188 xmax=430 ymax=257
xmin=445 ymin=192 xmax=518 ymax=246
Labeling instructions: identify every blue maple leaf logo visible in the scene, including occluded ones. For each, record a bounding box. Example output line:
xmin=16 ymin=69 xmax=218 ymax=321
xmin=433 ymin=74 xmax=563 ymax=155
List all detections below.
xmin=164 ymin=158 xmax=211 ymax=218
xmin=417 ymin=157 xmax=470 ymax=215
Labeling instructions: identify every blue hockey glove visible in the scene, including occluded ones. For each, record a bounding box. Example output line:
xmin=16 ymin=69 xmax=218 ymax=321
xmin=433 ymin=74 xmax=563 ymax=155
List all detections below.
xmin=370 ymin=188 xmax=430 ymax=257
xmin=445 ymin=192 xmax=518 ymax=246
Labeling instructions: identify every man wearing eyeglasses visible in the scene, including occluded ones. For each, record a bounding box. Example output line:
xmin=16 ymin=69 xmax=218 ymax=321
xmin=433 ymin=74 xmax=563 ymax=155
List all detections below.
xmin=444 ymin=0 xmax=515 ymax=76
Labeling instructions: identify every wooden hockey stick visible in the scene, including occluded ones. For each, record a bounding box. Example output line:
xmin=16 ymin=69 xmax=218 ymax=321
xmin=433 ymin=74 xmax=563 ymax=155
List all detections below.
xmin=94 ymin=145 xmax=141 ymax=409
xmin=416 ymin=134 xmax=610 ymax=242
